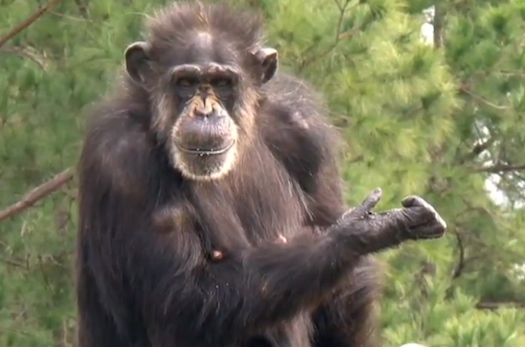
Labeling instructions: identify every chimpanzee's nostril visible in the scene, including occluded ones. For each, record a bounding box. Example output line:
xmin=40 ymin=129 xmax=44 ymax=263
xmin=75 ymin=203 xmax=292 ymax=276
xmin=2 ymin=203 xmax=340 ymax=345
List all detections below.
xmin=194 ymin=109 xmax=213 ymax=118
xmin=194 ymin=108 xmax=227 ymax=119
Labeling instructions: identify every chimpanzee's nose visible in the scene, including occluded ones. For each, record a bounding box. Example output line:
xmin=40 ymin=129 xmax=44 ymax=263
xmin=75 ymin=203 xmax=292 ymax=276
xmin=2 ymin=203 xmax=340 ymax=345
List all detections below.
xmin=194 ymin=98 xmax=226 ymax=119
xmin=194 ymin=108 xmax=212 ymax=118
xmin=194 ymin=95 xmax=216 ymax=118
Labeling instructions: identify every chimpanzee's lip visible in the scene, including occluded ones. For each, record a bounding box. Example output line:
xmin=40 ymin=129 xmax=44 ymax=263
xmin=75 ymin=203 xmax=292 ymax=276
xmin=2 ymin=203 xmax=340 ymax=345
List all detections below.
xmin=177 ymin=139 xmax=235 ymax=155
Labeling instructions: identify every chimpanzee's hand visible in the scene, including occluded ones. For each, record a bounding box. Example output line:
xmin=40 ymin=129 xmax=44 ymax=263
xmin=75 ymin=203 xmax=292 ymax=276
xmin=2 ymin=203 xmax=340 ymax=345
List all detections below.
xmin=384 ymin=195 xmax=447 ymax=240
xmin=336 ymin=190 xmax=446 ymax=242
xmin=336 ymin=188 xmax=383 ymax=226
xmin=330 ymin=189 xmax=445 ymax=256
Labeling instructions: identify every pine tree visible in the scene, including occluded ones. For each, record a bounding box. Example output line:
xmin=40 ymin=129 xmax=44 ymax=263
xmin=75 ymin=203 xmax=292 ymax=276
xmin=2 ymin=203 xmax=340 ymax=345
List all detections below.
xmin=0 ymin=0 xmax=524 ymax=346
xmin=377 ymin=1 xmax=525 ymax=346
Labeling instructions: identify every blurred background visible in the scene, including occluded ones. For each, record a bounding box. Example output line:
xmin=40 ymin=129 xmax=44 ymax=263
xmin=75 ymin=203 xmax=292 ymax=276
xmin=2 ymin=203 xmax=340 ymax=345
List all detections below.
xmin=1 ymin=0 xmax=525 ymax=346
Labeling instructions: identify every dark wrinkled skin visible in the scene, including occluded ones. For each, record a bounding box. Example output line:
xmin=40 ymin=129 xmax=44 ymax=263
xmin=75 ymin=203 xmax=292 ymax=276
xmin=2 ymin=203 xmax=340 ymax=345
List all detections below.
xmin=341 ymin=189 xmax=446 ymax=239
xmin=335 ymin=189 xmax=446 ymax=255
xmin=75 ymin=3 xmax=447 ymax=347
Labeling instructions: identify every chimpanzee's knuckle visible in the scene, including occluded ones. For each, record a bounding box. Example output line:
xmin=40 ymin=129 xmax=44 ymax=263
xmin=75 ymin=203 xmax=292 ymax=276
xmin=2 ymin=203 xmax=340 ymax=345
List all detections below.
xmin=409 ymin=206 xmax=426 ymax=219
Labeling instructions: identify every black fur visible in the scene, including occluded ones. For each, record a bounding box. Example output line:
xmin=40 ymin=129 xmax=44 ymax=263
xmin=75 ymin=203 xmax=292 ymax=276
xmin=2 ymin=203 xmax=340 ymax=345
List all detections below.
xmin=75 ymin=3 xmax=445 ymax=347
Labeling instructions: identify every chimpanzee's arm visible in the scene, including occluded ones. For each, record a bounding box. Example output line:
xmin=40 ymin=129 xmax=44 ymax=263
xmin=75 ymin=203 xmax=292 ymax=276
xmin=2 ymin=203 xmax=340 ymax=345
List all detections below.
xmin=95 ymin=188 xmax=412 ymax=346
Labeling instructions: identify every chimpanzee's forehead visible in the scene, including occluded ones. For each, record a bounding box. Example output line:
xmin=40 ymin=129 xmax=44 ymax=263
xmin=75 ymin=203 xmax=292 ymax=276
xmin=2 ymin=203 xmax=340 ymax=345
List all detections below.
xmin=166 ymin=31 xmax=239 ymax=68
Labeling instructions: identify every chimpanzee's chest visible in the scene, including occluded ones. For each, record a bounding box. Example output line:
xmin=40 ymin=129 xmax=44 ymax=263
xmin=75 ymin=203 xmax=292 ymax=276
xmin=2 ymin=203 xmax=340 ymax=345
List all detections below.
xmin=189 ymin=167 xmax=311 ymax=250
xmin=230 ymin=173 xmax=311 ymax=246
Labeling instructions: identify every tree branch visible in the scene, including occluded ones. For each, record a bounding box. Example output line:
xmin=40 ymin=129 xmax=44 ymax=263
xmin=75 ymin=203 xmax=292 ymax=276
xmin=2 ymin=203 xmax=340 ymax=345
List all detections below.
xmin=0 ymin=169 xmax=73 ymax=223
xmin=461 ymin=137 xmax=495 ymax=163
xmin=0 ymin=46 xmax=48 ymax=70
xmin=297 ymin=0 xmax=355 ymax=73
xmin=0 ymin=0 xmax=64 ymax=49
xmin=433 ymin=4 xmax=444 ymax=49
xmin=476 ymin=301 xmax=525 ymax=310
xmin=459 ymin=86 xmax=511 ymax=110
xmin=48 ymin=10 xmax=92 ymax=22
xmin=452 ymin=228 xmax=465 ymax=279
xmin=0 ymin=256 xmax=28 ymax=269
xmin=474 ymin=163 xmax=525 ymax=173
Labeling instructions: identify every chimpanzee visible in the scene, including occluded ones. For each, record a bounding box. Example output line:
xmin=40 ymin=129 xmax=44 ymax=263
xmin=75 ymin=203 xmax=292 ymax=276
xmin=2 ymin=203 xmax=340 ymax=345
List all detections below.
xmin=75 ymin=2 xmax=446 ymax=347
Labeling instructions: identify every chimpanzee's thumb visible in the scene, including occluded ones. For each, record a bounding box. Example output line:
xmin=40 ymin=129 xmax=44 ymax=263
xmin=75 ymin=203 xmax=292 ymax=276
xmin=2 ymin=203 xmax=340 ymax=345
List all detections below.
xmin=355 ymin=188 xmax=382 ymax=214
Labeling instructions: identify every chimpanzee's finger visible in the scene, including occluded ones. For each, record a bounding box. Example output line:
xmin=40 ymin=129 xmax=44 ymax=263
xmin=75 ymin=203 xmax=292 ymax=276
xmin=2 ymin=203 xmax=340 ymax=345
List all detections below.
xmin=412 ymin=222 xmax=446 ymax=239
xmin=433 ymin=210 xmax=447 ymax=230
xmin=356 ymin=188 xmax=382 ymax=213
xmin=401 ymin=195 xmax=416 ymax=208
xmin=401 ymin=197 xmax=447 ymax=229
xmin=402 ymin=196 xmax=433 ymax=210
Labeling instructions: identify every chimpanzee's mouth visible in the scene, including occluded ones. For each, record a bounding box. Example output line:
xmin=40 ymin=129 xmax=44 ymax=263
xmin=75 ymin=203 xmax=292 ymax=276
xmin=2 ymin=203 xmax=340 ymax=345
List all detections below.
xmin=177 ymin=139 xmax=235 ymax=156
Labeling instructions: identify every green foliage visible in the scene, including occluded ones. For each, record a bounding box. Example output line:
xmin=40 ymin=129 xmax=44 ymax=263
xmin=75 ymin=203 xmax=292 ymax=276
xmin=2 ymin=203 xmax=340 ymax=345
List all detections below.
xmin=0 ymin=0 xmax=524 ymax=346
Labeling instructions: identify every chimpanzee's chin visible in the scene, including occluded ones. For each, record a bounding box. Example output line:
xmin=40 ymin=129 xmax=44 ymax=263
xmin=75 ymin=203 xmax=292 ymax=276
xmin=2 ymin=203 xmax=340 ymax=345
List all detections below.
xmin=175 ymin=148 xmax=236 ymax=181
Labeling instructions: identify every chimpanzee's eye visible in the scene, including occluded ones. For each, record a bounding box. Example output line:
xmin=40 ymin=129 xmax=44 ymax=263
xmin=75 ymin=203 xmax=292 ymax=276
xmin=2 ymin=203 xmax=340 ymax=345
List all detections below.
xmin=176 ymin=77 xmax=199 ymax=87
xmin=174 ymin=76 xmax=199 ymax=98
xmin=211 ymin=77 xmax=232 ymax=88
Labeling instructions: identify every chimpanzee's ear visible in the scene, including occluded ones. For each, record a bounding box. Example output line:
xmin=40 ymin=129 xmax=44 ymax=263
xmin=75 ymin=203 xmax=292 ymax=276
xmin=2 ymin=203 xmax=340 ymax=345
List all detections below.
xmin=124 ymin=41 xmax=151 ymax=85
xmin=253 ymin=47 xmax=278 ymax=84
